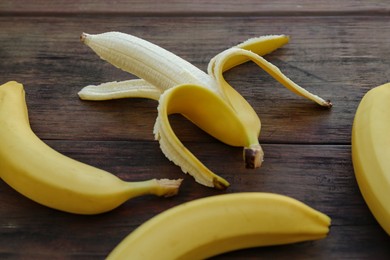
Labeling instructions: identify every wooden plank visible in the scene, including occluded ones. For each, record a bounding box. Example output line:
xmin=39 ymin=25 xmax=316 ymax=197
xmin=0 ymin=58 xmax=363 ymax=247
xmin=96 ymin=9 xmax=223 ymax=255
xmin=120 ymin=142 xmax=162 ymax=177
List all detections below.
xmin=1 ymin=2 xmax=390 ymax=259
xmin=1 ymin=16 xmax=389 ymax=144
xmin=0 ymin=141 xmax=388 ymax=258
xmin=0 ymin=0 xmax=389 ymax=15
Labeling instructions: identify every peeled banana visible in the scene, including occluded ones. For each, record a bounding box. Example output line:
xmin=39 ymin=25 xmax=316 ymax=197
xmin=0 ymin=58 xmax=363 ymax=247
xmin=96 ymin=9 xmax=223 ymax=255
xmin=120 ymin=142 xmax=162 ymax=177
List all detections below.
xmin=352 ymin=82 xmax=390 ymax=235
xmin=78 ymin=31 xmax=331 ymax=189
xmin=0 ymin=81 xmax=182 ymax=215
xmin=107 ymin=192 xmax=331 ymax=259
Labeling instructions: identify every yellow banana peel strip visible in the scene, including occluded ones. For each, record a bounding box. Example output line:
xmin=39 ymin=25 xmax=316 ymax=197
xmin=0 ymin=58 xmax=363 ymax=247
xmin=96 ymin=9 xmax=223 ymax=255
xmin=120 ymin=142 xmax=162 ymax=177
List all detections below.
xmin=216 ymin=34 xmax=290 ymax=71
xmin=209 ymin=46 xmax=332 ymax=108
xmin=154 ymin=83 xmax=264 ymax=189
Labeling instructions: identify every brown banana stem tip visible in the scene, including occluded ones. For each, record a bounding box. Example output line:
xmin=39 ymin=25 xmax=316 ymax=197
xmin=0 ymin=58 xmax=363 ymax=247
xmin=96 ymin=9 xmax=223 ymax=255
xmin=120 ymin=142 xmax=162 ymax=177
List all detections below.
xmin=213 ymin=178 xmax=229 ymax=190
xmin=325 ymin=100 xmax=333 ymax=109
xmin=244 ymin=144 xmax=264 ymax=169
xmin=80 ymin=32 xmax=88 ymax=42
xmin=156 ymin=178 xmax=183 ymax=197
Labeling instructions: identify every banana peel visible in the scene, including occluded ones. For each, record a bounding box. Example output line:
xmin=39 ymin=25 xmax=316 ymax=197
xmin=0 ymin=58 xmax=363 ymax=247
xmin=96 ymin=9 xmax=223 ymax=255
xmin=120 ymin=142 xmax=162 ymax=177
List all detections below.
xmin=78 ymin=32 xmax=331 ymax=189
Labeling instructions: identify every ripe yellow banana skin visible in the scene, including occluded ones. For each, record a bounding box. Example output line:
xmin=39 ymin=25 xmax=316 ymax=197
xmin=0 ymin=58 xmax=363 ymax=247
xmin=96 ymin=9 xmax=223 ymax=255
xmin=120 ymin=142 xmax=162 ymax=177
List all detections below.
xmin=352 ymin=82 xmax=390 ymax=235
xmin=161 ymin=84 xmax=255 ymax=147
xmin=107 ymin=192 xmax=331 ymax=259
xmin=0 ymin=81 xmax=182 ymax=214
xmin=155 ymin=84 xmax=255 ymax=189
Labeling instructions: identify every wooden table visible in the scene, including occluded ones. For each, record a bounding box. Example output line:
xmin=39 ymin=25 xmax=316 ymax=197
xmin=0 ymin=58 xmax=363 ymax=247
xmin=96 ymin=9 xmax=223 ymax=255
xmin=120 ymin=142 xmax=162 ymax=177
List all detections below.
xmin=1 ymin=1 xmax=389 ymax=259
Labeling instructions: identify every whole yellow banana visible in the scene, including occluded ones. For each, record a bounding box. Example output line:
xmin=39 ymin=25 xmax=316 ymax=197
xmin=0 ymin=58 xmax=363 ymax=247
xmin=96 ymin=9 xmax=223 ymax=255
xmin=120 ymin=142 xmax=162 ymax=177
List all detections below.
xmin=107 ymin=192 xmax=331 ymax=259
xmin=352 ymin=82 xmax=390 ymax=235
xmin=0 ymin=81 xmax=182 ymax=214
xmin=78 ymin=32 xmax=331 ymax=189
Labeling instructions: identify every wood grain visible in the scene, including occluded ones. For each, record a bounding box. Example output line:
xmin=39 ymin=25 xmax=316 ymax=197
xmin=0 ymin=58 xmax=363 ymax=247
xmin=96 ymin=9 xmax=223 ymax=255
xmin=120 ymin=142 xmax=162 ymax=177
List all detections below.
xmin=1 ymin=16 xmax=389 ymax=144
xmin=1 ymin=1 xmax=390 ymax=259
xmin=1 ymin=142 xmax=388 ymax=258
xmin=1 ymin=0 xmax=389 ymax=15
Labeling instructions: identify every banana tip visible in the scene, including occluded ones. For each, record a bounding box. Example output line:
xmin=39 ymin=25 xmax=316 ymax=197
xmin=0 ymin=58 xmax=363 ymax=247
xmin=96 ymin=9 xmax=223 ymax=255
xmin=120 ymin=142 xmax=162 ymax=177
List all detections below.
xmin=325 ymin=100 xmax=333 ymax=108
xmin=157 ymin=178 xmax=183 ymax=197
xmin=213 ymin=178 xmax=230 ymax=190
xmin=244 ymin=144 xmax=264 ymax=169
xmin=80 ymin=32 xmax=89 ymax=43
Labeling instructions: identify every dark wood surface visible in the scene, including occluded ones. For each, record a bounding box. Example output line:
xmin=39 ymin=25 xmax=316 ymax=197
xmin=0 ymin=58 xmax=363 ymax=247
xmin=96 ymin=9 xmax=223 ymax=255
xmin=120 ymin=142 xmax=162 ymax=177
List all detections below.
xmin=1 ymin=1 xmax=390 ymax=259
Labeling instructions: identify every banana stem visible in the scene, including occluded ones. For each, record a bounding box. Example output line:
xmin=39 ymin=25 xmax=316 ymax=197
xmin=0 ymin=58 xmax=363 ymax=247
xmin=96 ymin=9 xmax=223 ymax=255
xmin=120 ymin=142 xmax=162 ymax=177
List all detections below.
xmin=243 ymin=144 xmax=264 ymax=169
xmin=125 ymin=178 xmax=183 ymax=198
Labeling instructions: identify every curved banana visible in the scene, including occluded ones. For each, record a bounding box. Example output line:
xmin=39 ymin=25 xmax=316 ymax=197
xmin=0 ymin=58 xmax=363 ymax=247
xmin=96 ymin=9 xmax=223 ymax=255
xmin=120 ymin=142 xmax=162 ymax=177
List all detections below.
xmin=352 ymin=82 xmax=390 ymax=235
xmin=78 ymin=32 xmax=331 ymax=188
xmin=107 ymin=192 xmax=331 ymax=259
xmin=0 ymin=81 xmax=182 ymax=215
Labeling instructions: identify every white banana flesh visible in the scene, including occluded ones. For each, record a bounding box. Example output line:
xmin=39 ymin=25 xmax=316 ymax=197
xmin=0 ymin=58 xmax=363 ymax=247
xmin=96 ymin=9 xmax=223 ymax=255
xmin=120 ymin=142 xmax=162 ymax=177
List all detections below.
xmin=0 ymin=81 xmax=182 ymax=214
xmin=78 ymin=79 xmax=162 ymax=101
xmin=78 ymin=31 xmax=331 ymax=189
xmin=107 ymin=192 xmax=331 ymax=259
xmin=80 ymin=32 xmax=214 ymax=91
